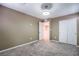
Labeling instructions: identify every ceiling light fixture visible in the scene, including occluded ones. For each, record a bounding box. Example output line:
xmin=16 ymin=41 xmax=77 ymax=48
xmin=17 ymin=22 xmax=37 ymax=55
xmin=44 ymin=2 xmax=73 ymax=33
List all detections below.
xmin=42 ymin=11 xmax=50 ymax=16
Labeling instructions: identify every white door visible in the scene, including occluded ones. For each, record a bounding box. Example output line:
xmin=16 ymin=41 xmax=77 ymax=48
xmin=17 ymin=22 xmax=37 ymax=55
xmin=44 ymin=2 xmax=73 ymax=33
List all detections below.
xmin=59 ymin=20 xmax=68 ymax=43
xmin=59 ymin=18 xmax=77 ymax=45
xmin=43 ymin=21 xmax=50 ymax=41
xmin=39 ymin=21 xmax=50 ymax=41
xmin=67 ymin=19 xmax=77 ymax=45
xmin=39 ymin=22 xmax=43 ymax=40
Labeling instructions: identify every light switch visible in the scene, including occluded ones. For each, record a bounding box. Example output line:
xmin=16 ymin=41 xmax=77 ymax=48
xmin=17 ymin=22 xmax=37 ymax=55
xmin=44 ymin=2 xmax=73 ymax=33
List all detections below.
xmin=30 ymin=37 xmax=32 ymax=40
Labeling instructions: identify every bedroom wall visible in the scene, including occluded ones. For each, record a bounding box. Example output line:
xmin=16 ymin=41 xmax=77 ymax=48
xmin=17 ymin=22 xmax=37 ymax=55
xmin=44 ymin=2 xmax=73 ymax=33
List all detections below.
xmin=0 ymin=5 xmax=40 ymax=50
xmin=50 ymin=13 xmax=79 ymax=45
xmin=77 ymin=13 xmax=79 ymax=45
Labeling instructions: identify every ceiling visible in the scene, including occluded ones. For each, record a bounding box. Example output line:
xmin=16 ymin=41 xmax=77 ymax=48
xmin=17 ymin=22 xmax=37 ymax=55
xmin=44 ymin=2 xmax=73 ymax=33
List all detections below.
xmin=1 ymin=3 xmax=79 ymax=19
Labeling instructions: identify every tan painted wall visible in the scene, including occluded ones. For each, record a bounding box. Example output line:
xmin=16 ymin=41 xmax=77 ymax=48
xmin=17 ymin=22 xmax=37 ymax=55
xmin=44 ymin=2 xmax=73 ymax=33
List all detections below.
xmin=0 ymin=5 xmax=40 ymax=50
xmin=50 ymin=13 xmax=78 ymax=45
xmin=77 ymin=13 xmax=79 ymax=45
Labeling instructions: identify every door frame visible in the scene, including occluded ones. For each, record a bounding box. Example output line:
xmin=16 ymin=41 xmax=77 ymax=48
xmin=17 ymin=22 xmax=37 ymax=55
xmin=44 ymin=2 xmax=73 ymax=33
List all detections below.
xmin=39 ymin=21 xmax=50 ymax=41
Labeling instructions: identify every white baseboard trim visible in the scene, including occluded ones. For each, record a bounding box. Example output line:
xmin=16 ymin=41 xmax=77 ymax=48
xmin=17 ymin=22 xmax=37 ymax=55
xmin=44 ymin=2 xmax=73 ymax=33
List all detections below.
xmin=76 ymin=45 xmax=79 ymax=47
xmin=0 ymin=40 xmax=38 ymax=53
xmin=51 ymin=40 xmax=78 ymax=46
xmin=0 ymin=40 xmax=78 ymax=53
xmin=51 ymin=40 xmax=58 ymax=42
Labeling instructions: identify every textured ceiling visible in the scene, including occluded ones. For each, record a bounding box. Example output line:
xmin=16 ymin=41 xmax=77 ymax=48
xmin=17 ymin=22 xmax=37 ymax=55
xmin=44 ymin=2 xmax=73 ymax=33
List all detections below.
xmin=1 ymin=3 xmax=79 ymax=19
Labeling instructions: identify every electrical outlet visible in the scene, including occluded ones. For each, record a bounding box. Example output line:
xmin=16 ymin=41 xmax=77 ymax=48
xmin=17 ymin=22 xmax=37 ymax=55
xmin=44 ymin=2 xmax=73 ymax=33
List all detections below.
xmin=54 ymin=36 xmax=56 ymax=39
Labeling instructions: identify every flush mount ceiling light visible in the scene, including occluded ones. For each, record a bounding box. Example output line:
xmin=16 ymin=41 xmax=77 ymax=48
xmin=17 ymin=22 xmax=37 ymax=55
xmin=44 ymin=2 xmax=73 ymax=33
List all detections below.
xmin=42 ymin=11 xmax=50 ymax=16
xmin=41 ymin=3 xmax=52 ymax=16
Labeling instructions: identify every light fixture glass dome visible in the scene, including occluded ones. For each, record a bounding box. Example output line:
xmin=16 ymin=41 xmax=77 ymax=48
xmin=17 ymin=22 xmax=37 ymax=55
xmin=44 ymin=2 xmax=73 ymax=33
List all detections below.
xmin=42 ymin=11 xmax=50 ymax=16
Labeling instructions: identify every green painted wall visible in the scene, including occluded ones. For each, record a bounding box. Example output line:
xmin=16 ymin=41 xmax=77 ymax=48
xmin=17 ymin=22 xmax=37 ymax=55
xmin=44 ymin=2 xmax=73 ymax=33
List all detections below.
xmin=0 ymin=5 xmax=39 ymax=50
xmin=77 ymin=13 xmax=79 ymax=45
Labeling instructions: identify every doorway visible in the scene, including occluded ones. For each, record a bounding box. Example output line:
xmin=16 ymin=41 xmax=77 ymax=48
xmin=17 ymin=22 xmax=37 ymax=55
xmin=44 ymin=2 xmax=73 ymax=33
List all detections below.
xmin=39 ymin=21 xmax=50 ymax=42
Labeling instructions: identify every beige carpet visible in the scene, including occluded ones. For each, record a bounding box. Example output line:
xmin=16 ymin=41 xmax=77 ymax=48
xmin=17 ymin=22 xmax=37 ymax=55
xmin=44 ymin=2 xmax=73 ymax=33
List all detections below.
xmin=0 ymin=40 xmax=79 ymax=56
